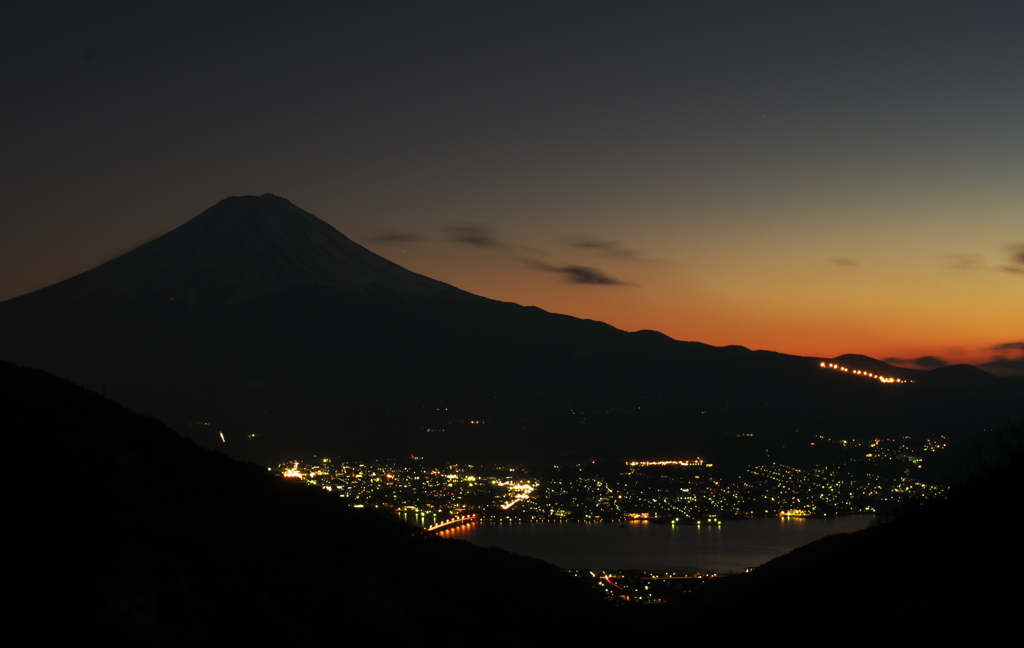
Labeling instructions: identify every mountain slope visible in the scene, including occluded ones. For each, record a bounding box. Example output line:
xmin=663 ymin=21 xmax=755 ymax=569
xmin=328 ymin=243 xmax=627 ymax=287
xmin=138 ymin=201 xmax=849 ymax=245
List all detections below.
xmin=7 ymin=194 xmax=470 ymax=308
xmin=2 ymin=195 xmax=1020 ymax=465
xmin=6 ymin=360 xmax=603 ymax=643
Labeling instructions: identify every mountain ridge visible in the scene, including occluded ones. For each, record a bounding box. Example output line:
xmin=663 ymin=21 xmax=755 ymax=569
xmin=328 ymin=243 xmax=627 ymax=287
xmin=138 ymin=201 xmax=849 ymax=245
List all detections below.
xmin=2 ymin=195 xmax=1020 ymax=465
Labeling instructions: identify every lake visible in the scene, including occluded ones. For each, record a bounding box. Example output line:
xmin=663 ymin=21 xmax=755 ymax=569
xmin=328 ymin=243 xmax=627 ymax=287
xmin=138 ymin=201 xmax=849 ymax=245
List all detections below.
xmin=430 ymin=515 xmax=876 ymax=573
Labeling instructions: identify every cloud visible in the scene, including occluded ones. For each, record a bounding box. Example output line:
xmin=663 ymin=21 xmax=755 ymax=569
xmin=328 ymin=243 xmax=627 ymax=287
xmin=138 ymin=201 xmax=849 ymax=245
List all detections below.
xmin=831 ymin=258 xmax=859 ymax=267
xmin=563 ymin=236 xmax=640 ymax=259
xmin=1010 ymin=244 xmax=1024 ymax=265
xmin=883 ymin=355 xmax=949 ymax=368
xmin=1002 ymin=244 xmax=1024 ymax=274
xmin=981 ymin=341 xmax=1024 ymax=372
xmin=444 ymin=225 xmax=502 ymax=248
xmin=943 ymin=253 xmax=984 ymax=270
xmin=979 ymin=357 xmax=1024 ymax=370
xmin=974 ymin=337 xmax=1024 ymax=368
xmin=993 ymin=342 xmax=1024 ymax=351
xmin=519 ymin=245 xmax=548 ymax=257
xmin=367 ymin=229 xmax=427 ymax=243
xmin=523 ymin=259 xmax=630 ymax=285
xmin=912 ymin=355 xmax=949 ymax=368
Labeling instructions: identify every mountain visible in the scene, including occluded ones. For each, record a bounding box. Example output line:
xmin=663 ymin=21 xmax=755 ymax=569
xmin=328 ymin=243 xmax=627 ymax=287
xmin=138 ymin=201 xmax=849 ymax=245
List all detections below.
xmin=2 ymin=195 xmax=1021 ymax=466
xmin=8 ymin=194 xmax=471 ymax=307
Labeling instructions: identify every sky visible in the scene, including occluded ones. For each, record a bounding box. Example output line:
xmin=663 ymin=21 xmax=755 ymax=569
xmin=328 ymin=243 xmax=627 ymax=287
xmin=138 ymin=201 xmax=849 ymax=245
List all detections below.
xmin=2 ymin=1 xmax=1022 ymax=375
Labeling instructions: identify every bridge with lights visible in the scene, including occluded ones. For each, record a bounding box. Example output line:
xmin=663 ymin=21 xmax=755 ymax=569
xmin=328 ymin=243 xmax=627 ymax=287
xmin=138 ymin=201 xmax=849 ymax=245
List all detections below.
xmin=424 ymin=515 xmax=478 ymax=532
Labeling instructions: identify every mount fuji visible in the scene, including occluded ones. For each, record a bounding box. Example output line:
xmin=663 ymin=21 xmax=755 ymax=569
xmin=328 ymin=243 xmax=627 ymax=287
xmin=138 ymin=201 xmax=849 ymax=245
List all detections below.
xmin=11 ymin=194 xmax=472 ymax=307
xmin=2 ymin=195 xmax=1019 ymax=465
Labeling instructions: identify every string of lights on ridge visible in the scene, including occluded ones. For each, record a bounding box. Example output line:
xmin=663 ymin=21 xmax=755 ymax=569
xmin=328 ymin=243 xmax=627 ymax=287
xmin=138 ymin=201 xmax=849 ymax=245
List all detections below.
xmin=820 ymin=362 xmax=912 ymax=384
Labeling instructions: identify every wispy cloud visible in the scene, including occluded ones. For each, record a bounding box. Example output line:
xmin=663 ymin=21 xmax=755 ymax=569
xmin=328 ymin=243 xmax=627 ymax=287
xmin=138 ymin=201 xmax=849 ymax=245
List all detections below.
xmin=943 ymin=253 xmax=984 ymax=270
xmin=980 ymin=357 xmax=1024 ymax=370
xmin=523 ymin=259 xmax=630 ymax=286
xmin=831 ymin=258 xmax=859 ymax=267
xmin=1001 ymin=244 xmax=1024 ymax=275
xmin=444 ymin=225 xmax=502 ymax=249
xmin=993 ymin=342 xmax=1024 ymax=351
xmin=981 ymin=341 xmax=1024 ymax=372
xmin=563 ymin=236 xmax=641 ymax=259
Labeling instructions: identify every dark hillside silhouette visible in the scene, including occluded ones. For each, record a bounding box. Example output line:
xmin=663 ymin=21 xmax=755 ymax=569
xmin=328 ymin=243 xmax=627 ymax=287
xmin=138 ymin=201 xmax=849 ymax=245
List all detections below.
xmin=5 ymin=361 xmax=603 ymax=644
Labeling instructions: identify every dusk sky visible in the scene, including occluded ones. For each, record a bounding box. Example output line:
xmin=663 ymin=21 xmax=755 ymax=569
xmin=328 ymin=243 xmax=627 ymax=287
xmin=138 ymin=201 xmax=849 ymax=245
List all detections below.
xmin=2 ymin=2 xmax=1022 ymax=374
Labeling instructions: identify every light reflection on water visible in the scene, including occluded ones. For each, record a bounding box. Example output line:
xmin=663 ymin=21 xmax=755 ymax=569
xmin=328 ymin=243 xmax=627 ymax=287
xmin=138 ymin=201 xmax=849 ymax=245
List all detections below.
xmin=420 ymin=516 xmax=875 ymax=573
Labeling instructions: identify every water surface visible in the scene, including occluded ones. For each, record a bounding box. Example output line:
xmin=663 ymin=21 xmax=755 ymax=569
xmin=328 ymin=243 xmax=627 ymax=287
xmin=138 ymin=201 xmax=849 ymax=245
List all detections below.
xmin=435 ymin=516 xmax=875 ymax=573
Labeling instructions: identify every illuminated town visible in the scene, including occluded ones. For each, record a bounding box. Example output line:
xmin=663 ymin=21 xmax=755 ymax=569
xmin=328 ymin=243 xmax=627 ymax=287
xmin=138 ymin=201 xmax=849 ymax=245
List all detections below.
xmin=567 ymin=569 xmax=723 ymax=605
xmin=277 ymin=433 xmax=948 ymax=527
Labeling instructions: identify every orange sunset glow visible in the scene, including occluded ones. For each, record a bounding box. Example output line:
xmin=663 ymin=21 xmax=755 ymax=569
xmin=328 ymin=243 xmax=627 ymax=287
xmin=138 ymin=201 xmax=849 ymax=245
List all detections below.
xmin=1 ymin=4 xmax=1021 ymax=375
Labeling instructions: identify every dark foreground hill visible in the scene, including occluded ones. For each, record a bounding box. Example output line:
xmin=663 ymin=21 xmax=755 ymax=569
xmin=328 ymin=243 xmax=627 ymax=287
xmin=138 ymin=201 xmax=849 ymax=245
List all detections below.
xmin=5 ymin=361 xmax=603 ymax=644
xmin=2 ymin=195 xmax=1021 ymax=466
